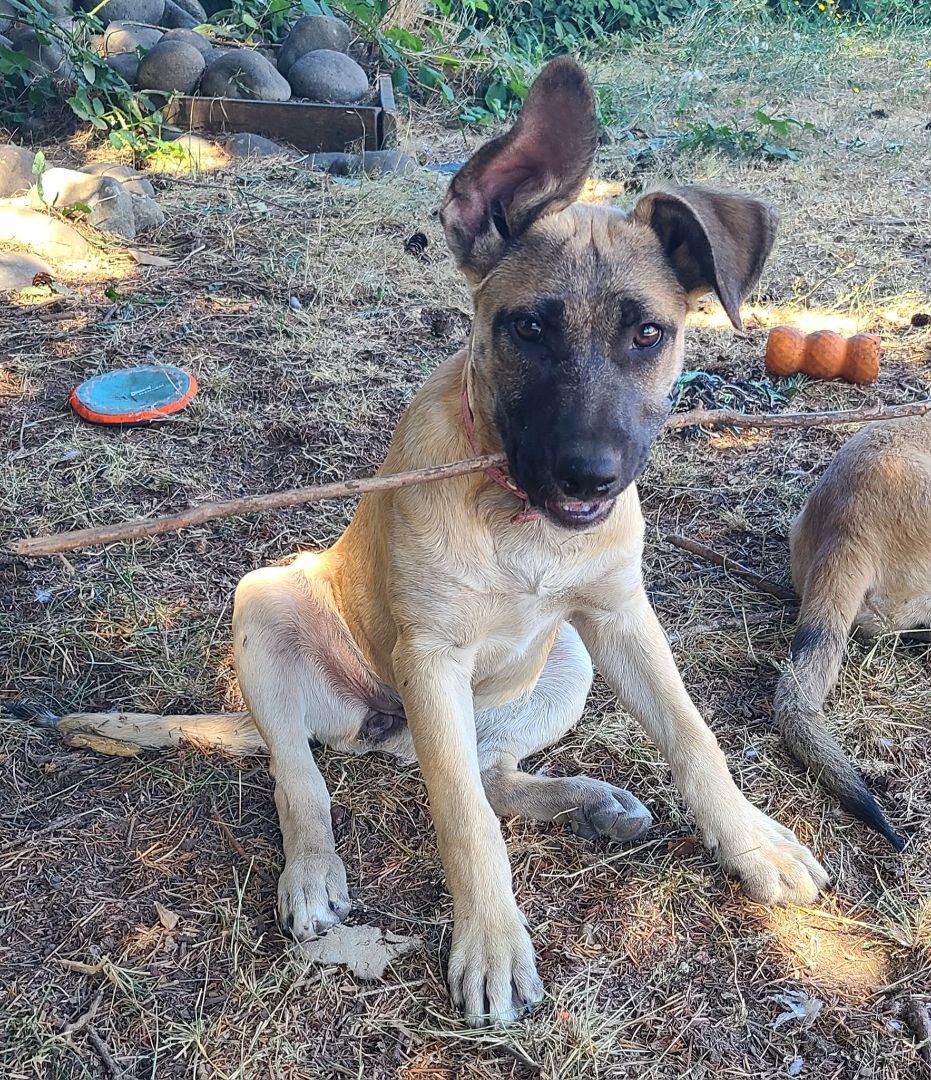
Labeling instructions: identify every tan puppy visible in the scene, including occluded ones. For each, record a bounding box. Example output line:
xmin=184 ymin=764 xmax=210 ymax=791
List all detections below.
xmin=18 ymin=59 xmax=828 ymax=1025
xmin=774 ymin=414 xmax=931 ymax=850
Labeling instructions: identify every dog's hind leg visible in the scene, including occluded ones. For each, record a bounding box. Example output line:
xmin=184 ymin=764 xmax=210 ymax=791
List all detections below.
xmin=233 ymin=555 xmax=407 ymax=942
xmin=476 ymin=624 xmax=653 ymax=843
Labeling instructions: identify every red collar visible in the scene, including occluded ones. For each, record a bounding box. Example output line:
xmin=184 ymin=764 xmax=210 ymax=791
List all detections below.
xmin=461 ymin=379 xmax=542 ymax=523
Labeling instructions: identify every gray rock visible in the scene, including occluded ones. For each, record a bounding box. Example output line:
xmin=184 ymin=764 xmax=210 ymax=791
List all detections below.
xmin=200 ymin=49 xmax=291 ymax=102
xmin=161 ymin=27 xmax=213 ymax=59
xmin=101 ymin=20 xmax=163 ymax=56
xmin=7 ymin=27 xmax=72 ymax=79
xmin=225 ymin=132 xmax=294 ymax=158
xmin=137 ymin=38 xmax=205 ymax=93
xmin=130 ymin=192 xmax=165 ymax=231
xmin=45 ymin=0 xmax=74 ymax=19
xmin=287 ymin=49 xmax=368 ymax=104
xmin=79 ymin=0 xmax=165 ymax=22
xmin=0 ymin=207 xmax=93 ymax=262
xmin=278 ymin=15 xmax=351 ymax=77
xmin=167 ymin=131 xmax=230 ymax=169
xmin=159 ymin=0 xmax=198 ymax=28
xmin=0 ymin=144 xmax=37 ymax=198
xmin=307 ymin=149 xmax=417 ymax=176
xmin=33 ymin=168 xmax=137 ymax=240
xmin=105 ymin=51 xmax=139 ymax=85
xmin=0 ymin=252 xmax=54 ymax=292
xmin=84 ymin=162 xmax=156 ymax=197
xmin=171 ymin=0 xmax=206 ymax=18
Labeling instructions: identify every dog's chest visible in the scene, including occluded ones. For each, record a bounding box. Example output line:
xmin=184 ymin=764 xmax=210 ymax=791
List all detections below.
xmin=490 ymin=527 xmax=589 ymax=601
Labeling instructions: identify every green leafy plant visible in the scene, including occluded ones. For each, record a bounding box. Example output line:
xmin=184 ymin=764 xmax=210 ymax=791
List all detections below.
xmin=0 ymin=0 xmax=179 ymax=157
xmin=679 ymin=110 xmax=822 ymax=161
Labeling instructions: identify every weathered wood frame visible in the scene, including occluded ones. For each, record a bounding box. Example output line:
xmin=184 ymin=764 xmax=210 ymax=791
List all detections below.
xmin=162 ymin=74 xmax=397 ymax=153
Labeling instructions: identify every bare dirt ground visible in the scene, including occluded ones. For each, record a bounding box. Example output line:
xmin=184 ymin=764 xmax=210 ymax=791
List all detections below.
xmin=1 ymin=12 xmax=930 ymax=1079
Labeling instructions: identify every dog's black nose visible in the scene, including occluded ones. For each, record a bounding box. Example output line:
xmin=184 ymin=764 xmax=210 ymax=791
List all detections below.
xmin=555 ymin=457 xmax=617 ymax=499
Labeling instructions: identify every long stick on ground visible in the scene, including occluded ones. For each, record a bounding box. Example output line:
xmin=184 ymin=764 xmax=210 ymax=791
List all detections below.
xmin=665 ymin=534 xmax=797 ymax=602
xmin=10 ymin=399 xmax=930 ymax=557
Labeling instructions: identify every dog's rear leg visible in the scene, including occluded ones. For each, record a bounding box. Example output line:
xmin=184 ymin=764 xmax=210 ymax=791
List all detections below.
xmin=477 ymin=624 xmax=653 ymax=843
xmin=775 ymin=549 xmax=904 ymax=850
xmin=233 ymin=562 xmax=378 ymax=941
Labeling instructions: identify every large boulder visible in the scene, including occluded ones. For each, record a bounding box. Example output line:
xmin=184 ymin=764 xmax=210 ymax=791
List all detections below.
xmin=225 ymin=132 xmax=295 ymax=159
xmin=137 ymin=38 xmax=205 ymax=93
xmin=287 ymin=49 xmax=368 ymax=104
xmin=34 ymin=168 xmax=137 ymax=240
xmin=0 ymin=144 xmax=37 ymax=198
xmin=130 ymin=192 xmax=165 ymax=231
xmin=44 ymin=0 xmax=74 ymax=20
xmin=277 ymin=15 xmax=351 ymax=78
xmin=171 ymin=0 xmax=207 ymax=18
xmin=161 ymin=27 xmax=213 ymax=59
xmin=7 ymin=27 xmax=73 ymax=79
xmin=0 ymin=252 xmax=54 ymax=292
xmin=105 ymin=52 xmax=140 ymax=85
xmin=100 ymin=20 xmax=163 ymax=56
xmin=0 ymin=207 xmax=93 ymax=263
xmin=78 ymin=0 xmax=166 ymax=22
xmin=159 ymin=0 xmax=199 ymax=28
xmin=84 ymin=162 xmax=156 ymax=197
xmin=199 ymin=49 xmax=291 ymax=101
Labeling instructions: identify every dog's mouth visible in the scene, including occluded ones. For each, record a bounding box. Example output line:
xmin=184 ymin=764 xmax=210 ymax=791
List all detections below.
xmin=543 ymin=498 xmax=616 ymax=530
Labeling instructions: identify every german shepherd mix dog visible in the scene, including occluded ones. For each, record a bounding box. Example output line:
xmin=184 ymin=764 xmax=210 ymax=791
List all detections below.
xmin=775 ymin=414 xmax=931 ymax=853
xmin=21 ymin=60 xmax=831 ymax=1024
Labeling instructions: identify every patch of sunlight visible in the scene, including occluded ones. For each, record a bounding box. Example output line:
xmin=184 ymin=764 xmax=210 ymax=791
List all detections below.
xmin=708 ymin=429 xmax=771 ymax=450
xmin=765 ymin=906 xmax=891 ymax=997
xmin=689 ymin=304 xmax=863 ymax=336
xmin=580 ymin=178 xmax=627 ymax=204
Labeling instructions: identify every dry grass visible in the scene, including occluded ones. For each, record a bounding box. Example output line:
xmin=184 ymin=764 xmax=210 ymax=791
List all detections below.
xmin=2 ymin=11 xmax=931 ymax=1080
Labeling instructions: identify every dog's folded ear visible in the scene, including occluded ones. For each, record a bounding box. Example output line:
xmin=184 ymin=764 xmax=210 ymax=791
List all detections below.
xmin=631 ymin=186 xmax=778 ymax=329
xmin=440 ymin=57 xmax=597 ymax=282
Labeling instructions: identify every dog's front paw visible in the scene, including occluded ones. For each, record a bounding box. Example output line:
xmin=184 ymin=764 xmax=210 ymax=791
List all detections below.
xmin=448 ymin=908 xmax=543 ymax=1027
xmin=712 ymin=807 xmax=829 ymax=905
xmin=564 ymin=779 xmax=653 ymax=843
xmin=277 ymin=851 xmax=351 ymax=941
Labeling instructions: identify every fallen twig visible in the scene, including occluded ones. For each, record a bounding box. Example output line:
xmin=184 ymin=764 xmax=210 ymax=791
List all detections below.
xmin=61 ymin=988 xmax=105 ymax=1037
xmin=666 ymin=535 xmax=797 ymax=602
xmin=9 ymin=399 xmax=929 ymax=557
xmin=85 ymin=1026 xmax=126 ymax=1080
xmin=663 ymin=398 xmax=931 ymax=431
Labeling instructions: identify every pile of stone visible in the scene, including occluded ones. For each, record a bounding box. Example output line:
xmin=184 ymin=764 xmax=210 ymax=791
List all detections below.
xmin=2 ymin=0 xmax=372 ymax=105
xmin=0 ymin=143 xmax=165 ymax=291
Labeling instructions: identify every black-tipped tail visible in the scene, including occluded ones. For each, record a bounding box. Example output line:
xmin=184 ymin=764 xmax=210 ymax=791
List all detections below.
xmin=1 ymin=701 xmax=61 ymax=728
xmin=775 ymin=622 xmax=905 ymax=852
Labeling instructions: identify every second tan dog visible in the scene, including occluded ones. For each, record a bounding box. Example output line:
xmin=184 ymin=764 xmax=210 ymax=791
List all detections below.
xmin=20 ymin=59 xmax=830 ymax=1025
xmin=774 ymin=414 xmax=931 ymax=850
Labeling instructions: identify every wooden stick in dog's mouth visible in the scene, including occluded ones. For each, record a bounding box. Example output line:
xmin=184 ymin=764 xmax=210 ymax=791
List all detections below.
xmin=9 ymin=399 xmax=930 ymax=557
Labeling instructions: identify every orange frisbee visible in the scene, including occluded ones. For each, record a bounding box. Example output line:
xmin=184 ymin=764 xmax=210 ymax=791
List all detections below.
xmin=70 ymin=364 xmax=198 ymax=425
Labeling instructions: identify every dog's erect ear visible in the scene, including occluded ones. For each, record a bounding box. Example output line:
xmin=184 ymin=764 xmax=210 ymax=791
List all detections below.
xmin=630 ymin=186 xmax=778 ymax=329
xmin=440 ymin=57 xmax=597 ymax=281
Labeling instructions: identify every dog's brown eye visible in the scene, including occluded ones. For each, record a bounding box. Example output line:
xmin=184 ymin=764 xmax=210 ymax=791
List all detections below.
xmin=633 ymin=323 xmax=663 ymax=349
xmin=513 ymin=316 xmax=543 ymax=342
